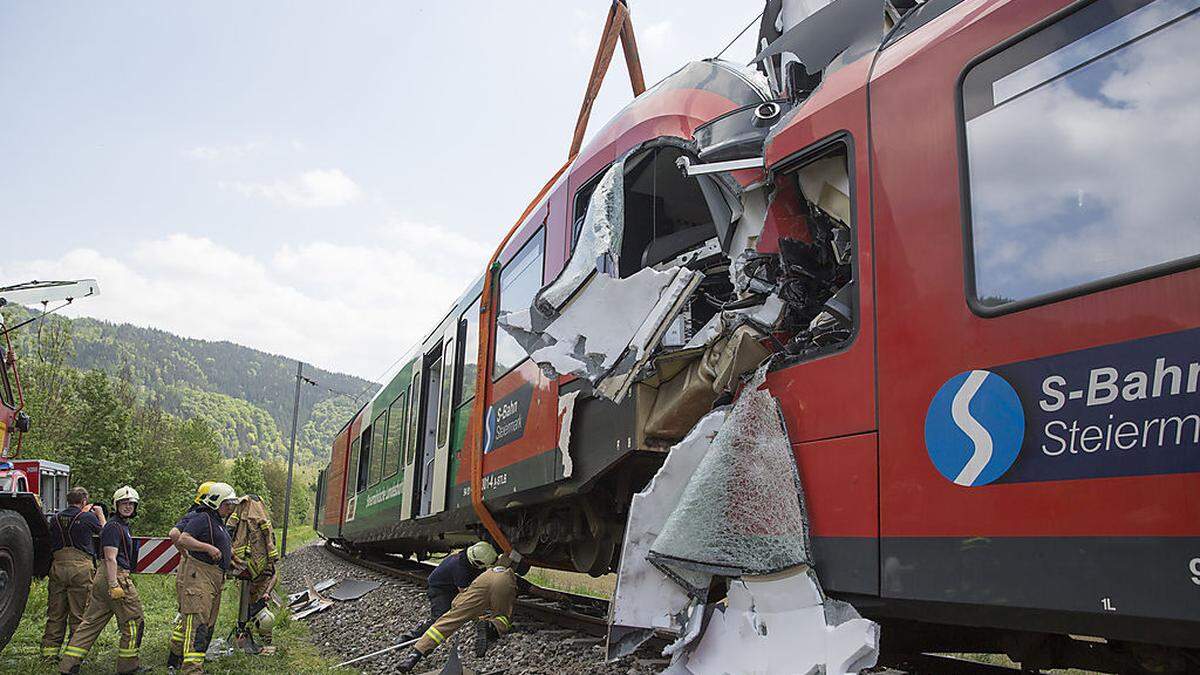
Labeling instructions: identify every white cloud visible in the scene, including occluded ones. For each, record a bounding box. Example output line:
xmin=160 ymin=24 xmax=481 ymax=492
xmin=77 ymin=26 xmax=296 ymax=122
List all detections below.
xmin=185 ymin=141 xmax=265 ymax=161
xmin=224 ymin=169 xmax=364 ymax=208
xmin=0 ymin=229 xmax=489 ymax=381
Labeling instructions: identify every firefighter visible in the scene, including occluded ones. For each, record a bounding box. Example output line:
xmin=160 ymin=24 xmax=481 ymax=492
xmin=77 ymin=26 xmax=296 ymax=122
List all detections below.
xmin=57 ymin=486 xmax=144 ymax=675
xmin=166 ymin=479 xmax=219 ymax=658
xmin=399 ymin=541 xmax=498 ymax=644
xmin=169 ymin=481 xmax=237 ymax=673
xmin=229 ymin=493 xmax=279 ymax=646
xmin=169 ymin=481 xmax=216 ymax=550
xmin=398 ymin=552 xmax=529 ymax=672
xmin=40 ymin=486 xmax=105 ymax=659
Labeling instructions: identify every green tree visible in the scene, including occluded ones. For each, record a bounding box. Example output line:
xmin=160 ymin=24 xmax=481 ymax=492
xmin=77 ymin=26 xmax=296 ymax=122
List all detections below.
xmin=229 ymin=454 xmax=268 ymax=502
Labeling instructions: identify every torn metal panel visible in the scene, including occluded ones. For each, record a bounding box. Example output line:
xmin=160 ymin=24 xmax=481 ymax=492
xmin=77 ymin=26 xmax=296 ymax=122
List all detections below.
xmin=727 ymin=185 xmax=769 ymax=257
xmin=595 ymin=268 xmax=702 ymax=402
xmin=674 ymin=567 xmax=879 ymax=675
xmin=606 ymin=409 xmax=728 ymax=661
xmin=557 ymin=390 xmax=580 ymax=479
xmin=499 ymin=265 xmax=701 ymax=389
xmin=648 ymin=366 xmax=811 ymax=591
xmin=754 ymin=0 xmax=882 ymax=76
xmin=796 ymin=155 xmax=852 ymax=227
xmin=328 ymin=578 xmax=381 ymax=601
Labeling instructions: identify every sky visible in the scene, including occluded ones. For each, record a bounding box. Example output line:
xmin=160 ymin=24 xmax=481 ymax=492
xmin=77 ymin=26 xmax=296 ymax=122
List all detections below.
xmin=0 ymin=2 xmax=762 ymax=382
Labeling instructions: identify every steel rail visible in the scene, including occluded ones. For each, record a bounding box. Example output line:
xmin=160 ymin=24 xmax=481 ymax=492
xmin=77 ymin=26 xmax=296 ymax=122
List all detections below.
xmin=322 ymin=541 xmax=611 ymax=637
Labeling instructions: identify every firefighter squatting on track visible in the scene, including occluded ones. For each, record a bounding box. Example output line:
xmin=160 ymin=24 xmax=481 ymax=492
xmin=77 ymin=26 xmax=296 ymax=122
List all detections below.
xmin=38 ymin=479 xmax=279 ymax=673
xmin=397 ymin=547 xmax=531 ymax=673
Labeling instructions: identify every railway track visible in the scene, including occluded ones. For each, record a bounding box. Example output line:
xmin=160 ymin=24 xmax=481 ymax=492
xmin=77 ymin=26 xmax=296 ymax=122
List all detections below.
xmin=323 ymin=541 xmax=618 ymax=639
xmin=321 ymin=541 xmax=1029 ymax=674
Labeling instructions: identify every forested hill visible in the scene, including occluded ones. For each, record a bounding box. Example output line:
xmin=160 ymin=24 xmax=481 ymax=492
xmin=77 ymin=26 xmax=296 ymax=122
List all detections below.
xmin=1 ymin=305 xmax=374 ymax=467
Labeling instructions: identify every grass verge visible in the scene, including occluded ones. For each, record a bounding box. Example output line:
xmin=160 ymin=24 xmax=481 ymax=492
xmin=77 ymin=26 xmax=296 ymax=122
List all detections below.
xmin=3 ymin=565 xmax=348 ymax=674
xmin=525 ymin=567 xmax=615 ymax=599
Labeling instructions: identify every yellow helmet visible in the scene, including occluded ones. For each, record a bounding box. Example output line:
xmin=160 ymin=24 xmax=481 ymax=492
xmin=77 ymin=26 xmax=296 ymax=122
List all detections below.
xmin=466 ymin=541 xmax=498 ymax=569
xmin=194 ymin=481 xmax=215 ymax=505
xmin=198 ymin=482 xmax=238 ymax=510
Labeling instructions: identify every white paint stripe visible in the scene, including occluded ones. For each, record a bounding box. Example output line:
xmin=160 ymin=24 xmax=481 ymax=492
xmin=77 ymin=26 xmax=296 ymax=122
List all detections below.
xmin=952 ymin=370 xmax=994 ymax=486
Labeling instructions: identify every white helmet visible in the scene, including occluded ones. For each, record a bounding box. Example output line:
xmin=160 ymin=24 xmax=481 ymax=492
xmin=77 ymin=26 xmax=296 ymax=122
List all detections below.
xmin=252 ymin=606 xmax=275 ymax=633
xmin=466 ymin=541 xmax=498 ymax=569
xmin=113 ymin=486 xmax=140 ymax=516
xmin=199 ymin=482 xmax=238 ymax=510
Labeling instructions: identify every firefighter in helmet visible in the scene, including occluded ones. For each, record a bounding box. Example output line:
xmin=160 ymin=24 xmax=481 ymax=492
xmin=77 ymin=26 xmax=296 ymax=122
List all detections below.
xmin=398 ymin=552 xmax=529 ymax=672
xmin=40 ymin=486 xmax=105 ymax=659
xmin=398 ymin=541 xmax=498 ymax=644
xmin=169 ymin=481 xmax=237 ymax=673
xmin=165 ymin=479 xmax=217 ymax=663
xmin=229 ymin=493 xmax=279 ymax=646
xmin=57 ymin=486 xmax=144 ymax=674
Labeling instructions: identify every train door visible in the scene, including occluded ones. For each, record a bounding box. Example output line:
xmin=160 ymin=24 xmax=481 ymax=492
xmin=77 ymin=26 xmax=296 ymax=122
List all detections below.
xmin=429 ymin=325 xmax=455 ymax=515
xmin=760 ymin=55 xmax=879 ymax=597
xmin=400 ymin=365 xmax=420 ymax=521
xmin=871 ymin=0 xmax=1200 ymax=639
xmin=416 ymin=345 xmax=443 ymax=517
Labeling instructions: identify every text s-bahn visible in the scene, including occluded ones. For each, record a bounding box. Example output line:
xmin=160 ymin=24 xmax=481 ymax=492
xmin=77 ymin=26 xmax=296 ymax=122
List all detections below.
xmin=316 ymin=0 xmax=1200 ymax=668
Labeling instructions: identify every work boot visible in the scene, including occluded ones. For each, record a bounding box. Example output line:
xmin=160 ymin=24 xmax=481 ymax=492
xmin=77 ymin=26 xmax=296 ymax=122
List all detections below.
xmin=59 ymin=666 xmax=80 ymax=675
xmin=166 ymin=651 xmax=181 ymax=670
xmin=473 ymin=621 xmax=499 ymax=658
xmin=397 ymin=649 xmax=424 ymax=673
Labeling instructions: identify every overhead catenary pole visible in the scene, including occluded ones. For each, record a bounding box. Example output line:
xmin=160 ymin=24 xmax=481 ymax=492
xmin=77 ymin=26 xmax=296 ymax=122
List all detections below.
xmin=281 ymin=360 xmax=303 ymax=557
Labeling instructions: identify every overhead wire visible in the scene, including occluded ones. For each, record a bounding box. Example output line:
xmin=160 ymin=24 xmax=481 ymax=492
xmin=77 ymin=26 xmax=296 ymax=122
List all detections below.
xmin=714 ymin=8 xmax=765 ymax=61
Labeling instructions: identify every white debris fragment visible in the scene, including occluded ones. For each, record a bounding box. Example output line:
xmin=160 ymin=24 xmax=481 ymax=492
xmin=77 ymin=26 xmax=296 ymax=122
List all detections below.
xmin=557 ymin=390 xmax=580 ymax=479
xmin=499 ymin=265 xmax=701 ymax=393
xmin=675 ymin=568 xmax=879 ymax=675
xmin=607 ymin=409 xmax=729 ymax=660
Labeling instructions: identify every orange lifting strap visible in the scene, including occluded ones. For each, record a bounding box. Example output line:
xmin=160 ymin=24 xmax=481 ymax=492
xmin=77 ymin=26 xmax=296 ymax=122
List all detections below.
xmin=467 ymin=0 xmax=646 ymax=553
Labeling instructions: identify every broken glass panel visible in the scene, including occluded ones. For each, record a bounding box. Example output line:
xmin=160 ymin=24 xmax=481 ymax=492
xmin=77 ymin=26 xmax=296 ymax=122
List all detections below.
xmin=648 ymin=365 xmax=811 ymax=589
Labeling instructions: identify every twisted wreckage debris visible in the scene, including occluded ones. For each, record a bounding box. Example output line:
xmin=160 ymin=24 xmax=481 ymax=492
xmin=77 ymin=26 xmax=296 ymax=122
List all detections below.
xmin=495 ymin=1 xmax=892 ymax=670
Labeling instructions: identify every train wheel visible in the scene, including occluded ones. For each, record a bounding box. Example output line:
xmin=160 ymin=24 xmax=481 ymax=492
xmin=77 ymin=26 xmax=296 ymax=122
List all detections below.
xmin=0 ymin=510 xmax=33 ymax=650
xmin=570 ymin=531 xmax=616 ymax=577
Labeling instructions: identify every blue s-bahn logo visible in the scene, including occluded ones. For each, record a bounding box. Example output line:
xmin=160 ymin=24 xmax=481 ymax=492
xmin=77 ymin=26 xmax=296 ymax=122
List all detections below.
xmin=925 ymin=370 xmax=1025 ymax=487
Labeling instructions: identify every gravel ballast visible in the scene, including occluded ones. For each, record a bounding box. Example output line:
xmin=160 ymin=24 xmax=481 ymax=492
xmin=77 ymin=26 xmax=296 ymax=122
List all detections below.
xmin=278 ymin=542 xmax=668 ymax=674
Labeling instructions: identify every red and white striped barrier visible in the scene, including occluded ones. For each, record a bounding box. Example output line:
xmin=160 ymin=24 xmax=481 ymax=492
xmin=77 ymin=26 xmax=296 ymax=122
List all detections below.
xmin=133 ymin=537 xmax=182 ymax=574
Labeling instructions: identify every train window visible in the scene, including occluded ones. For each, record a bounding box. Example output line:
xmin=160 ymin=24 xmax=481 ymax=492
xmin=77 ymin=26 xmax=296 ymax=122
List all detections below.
xmin=962 ymin=0 xmax=1200 ymax=311
xmin=494 ymin=229 xmax=545 ymax=379
xmin=572 ymin=170 xmax=606 ymax=245
xmin=369 ymin=410 xmax=387 ymax=486
xmin=619 ymin=146 xmax=717 ymax=277
xmin=359 ymin=426 xmax=374 ymax=490
xmin=455 ymin=296 xmax=481 ymax=405
xmin=348 ymin=437 xmax=361 ymax=494
xmin=384 ymin=392 xmax=406 ymax=478
xmin=406 ymin=378 xmax=420 ymax=465
xmin=438 ymin=338 xmax=454 ymax=447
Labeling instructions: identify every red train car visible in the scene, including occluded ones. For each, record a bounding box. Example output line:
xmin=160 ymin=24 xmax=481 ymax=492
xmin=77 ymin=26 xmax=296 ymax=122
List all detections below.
xmin=318 ymin=0 xmax=1199 ymax=667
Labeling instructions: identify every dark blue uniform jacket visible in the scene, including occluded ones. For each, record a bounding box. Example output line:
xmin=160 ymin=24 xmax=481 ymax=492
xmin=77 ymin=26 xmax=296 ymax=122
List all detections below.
xmin=47 ymin=505 xmax=102 ymax=557
xmin=427 ymin=551 xmax=482 ymax=592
